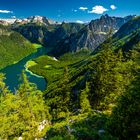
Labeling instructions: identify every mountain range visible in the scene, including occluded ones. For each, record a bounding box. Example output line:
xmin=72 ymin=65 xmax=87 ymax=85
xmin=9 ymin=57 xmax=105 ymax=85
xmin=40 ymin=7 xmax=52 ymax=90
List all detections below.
xmin=0 ymin=14 xmax=139 ymax=69
xmin=8 ymin=14 xmax=134 ymax=56
xmin=51 ymin=14 xmax=135 ymax=56
xmin=96 ymin=16 xmax=140 ymax=53
xmin=0 ymin=13 xmax=140 ymax=140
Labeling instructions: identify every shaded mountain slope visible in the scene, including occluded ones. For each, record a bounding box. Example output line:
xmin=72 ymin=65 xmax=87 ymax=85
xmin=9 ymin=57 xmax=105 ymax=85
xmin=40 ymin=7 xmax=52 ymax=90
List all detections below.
xmin=51 ymin=15 xmax=134 ymax=56
xmin=0 ymin=25 xmax=35 ymax=69
xmin=12 ymin=18 xmax=85 ymax=51
xmin=95 ymin=16 xmax=140 ymax=53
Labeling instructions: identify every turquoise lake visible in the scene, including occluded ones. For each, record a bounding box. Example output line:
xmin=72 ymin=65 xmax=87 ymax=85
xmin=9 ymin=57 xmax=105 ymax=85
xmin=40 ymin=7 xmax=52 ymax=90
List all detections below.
xmin=0 ymin=46 xmax=47 ymax=92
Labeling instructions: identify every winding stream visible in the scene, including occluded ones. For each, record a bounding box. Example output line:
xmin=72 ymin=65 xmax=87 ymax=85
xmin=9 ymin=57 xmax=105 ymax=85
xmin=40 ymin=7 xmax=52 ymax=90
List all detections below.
xmin=0 ymin=46 xmax=47 ymax=92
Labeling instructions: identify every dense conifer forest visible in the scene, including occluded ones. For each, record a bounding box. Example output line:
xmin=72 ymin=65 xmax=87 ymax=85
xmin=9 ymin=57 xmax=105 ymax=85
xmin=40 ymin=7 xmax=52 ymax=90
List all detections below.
xmin=0 ymin=42 xmax=140 ymax=139
xmin=0 ymin=15 xmax=140 ymax=140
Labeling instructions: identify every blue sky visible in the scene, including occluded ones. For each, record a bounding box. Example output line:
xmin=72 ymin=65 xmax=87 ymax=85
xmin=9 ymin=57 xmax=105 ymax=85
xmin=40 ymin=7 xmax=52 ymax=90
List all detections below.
xmin=0 ymin=0 xmax=140 ymax=22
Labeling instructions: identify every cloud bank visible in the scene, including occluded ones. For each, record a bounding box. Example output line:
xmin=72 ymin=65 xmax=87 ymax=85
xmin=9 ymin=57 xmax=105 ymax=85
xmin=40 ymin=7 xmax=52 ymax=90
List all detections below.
xmin=88 ymin=5 xmax=108 ymax=14
xmin=76 ymin=20 xmax=84 ymax=24
xmin=110 ymin=5 xmax=117 ymax=10
xmin=0 ymin=10 xmax=13 ymax=14
xmin=79 ymin=7 xmax=88 ymax=11
xmin=76 ymin=4 xmax=117 ymax=15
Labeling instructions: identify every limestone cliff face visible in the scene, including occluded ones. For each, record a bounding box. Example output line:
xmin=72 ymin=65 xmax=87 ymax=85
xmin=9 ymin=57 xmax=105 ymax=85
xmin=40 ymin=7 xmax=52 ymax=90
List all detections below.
xmin=12 ymin=19 xmax=84 ymax=48
xmin=95 ymin=16 xmax=140 ymax=53
xmin=12 ymin=15 xmax=134 ymax=56
xmin=51 ymin=15 xmax=134 ymax=56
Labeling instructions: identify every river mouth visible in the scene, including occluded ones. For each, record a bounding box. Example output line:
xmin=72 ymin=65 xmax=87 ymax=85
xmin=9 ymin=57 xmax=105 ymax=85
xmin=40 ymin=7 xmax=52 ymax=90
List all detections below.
xmin=0 ymin=46 xmax=48 ymax=92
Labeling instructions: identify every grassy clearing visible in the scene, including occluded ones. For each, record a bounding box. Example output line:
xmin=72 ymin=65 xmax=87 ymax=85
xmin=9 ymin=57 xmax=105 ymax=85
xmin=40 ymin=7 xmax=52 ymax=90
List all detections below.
xmin=28 ymin=50 xmax=91 ymax=83
xmin=25 ymin=60 xmax=37 ymax=69
xmin=32 ymin=43 xmax=43 ymax=49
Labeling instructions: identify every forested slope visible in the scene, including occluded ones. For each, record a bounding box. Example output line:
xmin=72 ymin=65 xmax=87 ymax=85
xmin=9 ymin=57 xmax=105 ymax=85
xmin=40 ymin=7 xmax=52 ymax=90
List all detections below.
xmin=0 ymin=25 xmax=36 ymax=69
xmin=0 ymin=16 xmax=140 ymax=140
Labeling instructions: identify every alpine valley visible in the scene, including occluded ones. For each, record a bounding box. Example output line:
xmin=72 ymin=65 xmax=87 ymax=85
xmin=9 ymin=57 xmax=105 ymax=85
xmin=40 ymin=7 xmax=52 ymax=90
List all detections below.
xmin=0 ymin=14 xmax=140 ymax=140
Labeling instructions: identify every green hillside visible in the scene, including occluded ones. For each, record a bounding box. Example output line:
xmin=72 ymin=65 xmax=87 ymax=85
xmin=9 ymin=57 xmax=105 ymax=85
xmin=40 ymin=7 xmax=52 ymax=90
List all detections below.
xmin=26 ymin=17 xmax=140 ymax=139
xmin=13 ymin=22 xmax=84 ymax=52
xmin=0 ymin=25 xmax=36 ymax=69
xmin=22 ymin=42 xmax=140 ymax=139
xmin=0 ymin=16 xmax=140 ymax=140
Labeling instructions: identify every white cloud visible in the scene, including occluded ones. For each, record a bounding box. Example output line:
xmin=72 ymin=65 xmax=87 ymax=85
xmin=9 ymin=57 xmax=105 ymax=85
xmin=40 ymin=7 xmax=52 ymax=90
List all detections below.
xmin=110 ymin=5 xmax=117 ymax=10
xmin=0 ymin=10 xmax=13 ymax=14
xmin=88 ymin=5 xmax=108 ymax=14
xmin=11 ymin=16 xmax=16 ymax=19
xmin=79 ymin=7 xmax=88 ymax=11
xmin=76 ymin=20 xmax=84 ymax=24
xmin=72 ymin=9 xmax=77 ymax=12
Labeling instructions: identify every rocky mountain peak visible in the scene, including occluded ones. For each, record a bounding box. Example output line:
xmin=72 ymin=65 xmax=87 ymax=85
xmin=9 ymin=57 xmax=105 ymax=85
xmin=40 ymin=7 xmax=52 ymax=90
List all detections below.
xmin=0 ymin=19 xmax=16 ymax=25
xmin=11 ymin=14 xmax=136 ymax=57
xmin=89 ymin=14 xmax=135 ymax=33
xmin=100 ymin=14 xmax=110 ymax=20
xmin=13 ymin=16 xmax=57 ymax=26
xmin=50 ymin=15 xmax=135 ymax=56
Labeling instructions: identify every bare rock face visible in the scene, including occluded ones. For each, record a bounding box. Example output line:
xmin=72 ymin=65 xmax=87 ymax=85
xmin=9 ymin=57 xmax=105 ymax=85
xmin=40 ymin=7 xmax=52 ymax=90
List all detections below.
xmin=12 ymin=20 xmax=84 ymax=47
xmin=51 ymin=14 xmax=134 ymax=56
xmin=0 ymin=19 xmax=16 ymax=26
xmin=13 ymin=16 xmax=57 ymax=26
xmin=107 ymin=16 xmax=140 ymax=52
xmin=11 ymin=14 xmax=134 ymax=56
xmin=114 ymin=16 xmax=140 ymax=39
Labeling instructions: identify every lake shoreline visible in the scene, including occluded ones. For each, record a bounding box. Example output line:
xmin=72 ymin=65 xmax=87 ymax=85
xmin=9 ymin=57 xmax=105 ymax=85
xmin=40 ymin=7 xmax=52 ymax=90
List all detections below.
xmin=1 ymin=45 xmax=48 ymax=91
xmin=24 ymin=63 xmax=44 ymax=78
xmin=0 ymin=44 xmax=43 ymax=71
xmin=0 ymin=47 xmax=37 ymax=71
xmin=24 ymin=55 xmax=58 ymax=79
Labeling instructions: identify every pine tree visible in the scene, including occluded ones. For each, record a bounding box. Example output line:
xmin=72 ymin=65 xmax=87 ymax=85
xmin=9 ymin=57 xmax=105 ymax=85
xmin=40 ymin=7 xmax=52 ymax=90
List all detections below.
xmin=48 ymin=66 xmax=71 ymax=120
xmin=108 ymin=48 xmax=140 ymax=140
xmin=89 ymin=46 xmax=117 ymax=109
xmin=0 ymin=73 xmax=10 ymax=97
xmin=0 ymin=73 xmax=23 ymax=139
xmin=80 ymin=82 xmax=91 ymax=113
xmin=0 ymin=92 xmax=19 ymax=139
xmin=89 ymin=46 xmax=134 ymax=111
xmin=0 ymin=72 xmax=50 ymax=139
xmin=109 ymin=75 xmax=140 ymax=140
xmin=17 ymin=71 xmax=50 ymax=139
